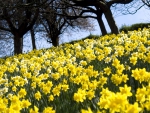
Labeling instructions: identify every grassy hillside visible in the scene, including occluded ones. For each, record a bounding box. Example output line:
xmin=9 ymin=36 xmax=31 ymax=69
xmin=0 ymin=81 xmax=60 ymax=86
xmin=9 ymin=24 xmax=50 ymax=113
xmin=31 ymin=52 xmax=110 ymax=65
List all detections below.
xmin=0 ymin=28 xmax=150 ymax=113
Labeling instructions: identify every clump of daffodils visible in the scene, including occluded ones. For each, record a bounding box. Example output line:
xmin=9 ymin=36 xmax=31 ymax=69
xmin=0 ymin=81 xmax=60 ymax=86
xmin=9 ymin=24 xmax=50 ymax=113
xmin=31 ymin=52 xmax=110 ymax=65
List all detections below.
xmin=0 ymin=28 xmax=150 ymax=112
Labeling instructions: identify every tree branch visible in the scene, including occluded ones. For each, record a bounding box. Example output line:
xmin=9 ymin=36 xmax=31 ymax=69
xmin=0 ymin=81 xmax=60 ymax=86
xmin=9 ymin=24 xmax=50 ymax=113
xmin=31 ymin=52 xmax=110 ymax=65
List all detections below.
xmin=22 ymin=8 xmax=39 ymax=35
xmin=108 ymin=0 xmax=134 ymax=6
xmin=67 ymin=15 xmax=97 ymax=19
xmin=2 ymin=8 xmax=17 ymax=34
xmin=142 ymin=0 xmax=150 ymax=7
xmin=0 ymin=26 xmax=11 ymax=32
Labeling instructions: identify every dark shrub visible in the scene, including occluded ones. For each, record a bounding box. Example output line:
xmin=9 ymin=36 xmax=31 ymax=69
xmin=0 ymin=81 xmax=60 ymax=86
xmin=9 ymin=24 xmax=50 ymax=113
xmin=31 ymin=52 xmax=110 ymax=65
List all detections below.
xmin=120 ymin=23 xmax=150 ymax=33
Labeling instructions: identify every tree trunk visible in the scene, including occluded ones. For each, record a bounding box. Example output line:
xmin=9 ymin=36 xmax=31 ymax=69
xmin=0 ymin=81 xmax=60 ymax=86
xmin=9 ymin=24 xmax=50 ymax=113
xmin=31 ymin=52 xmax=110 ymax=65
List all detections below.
xmin=14 ymin=33 xmax=23 ymax=54
xmin=51 ymin=36 xmax=59 ymax=47
xmin=95 ymin=6 xmax=107 ymax=36
xmin=97 ymin=13 xmax=107 ymax=36
xmin=30 ymin=28 xmax=36 ymax=50
xmin=103 ymin=8 xmax=119 ymax=34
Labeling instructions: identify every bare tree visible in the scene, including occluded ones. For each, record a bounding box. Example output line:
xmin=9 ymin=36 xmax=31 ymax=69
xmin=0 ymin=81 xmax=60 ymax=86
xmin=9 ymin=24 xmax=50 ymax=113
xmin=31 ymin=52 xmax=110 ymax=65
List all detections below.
xmin=0 ymin=0 xmax=45 ymax=54
xmin=39 ymin=0 xmax=94 ymax=46
xmin=0 ymin=0 xmax=95 ymax=55
xmin=59 ymin=0 xmax=138 ymax=35
xmin=63 ymin=5 xmax=107 ymax=35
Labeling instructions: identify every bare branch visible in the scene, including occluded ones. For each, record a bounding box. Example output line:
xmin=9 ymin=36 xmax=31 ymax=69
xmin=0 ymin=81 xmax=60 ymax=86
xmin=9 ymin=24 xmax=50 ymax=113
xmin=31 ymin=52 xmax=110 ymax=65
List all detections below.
xmin=142 ymin=0 xmax=150 ymax=7
xmin=0 ymin=26 xmax=11 ymax=32
xmin=108 ymin=0 xmax=134 ymax=6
